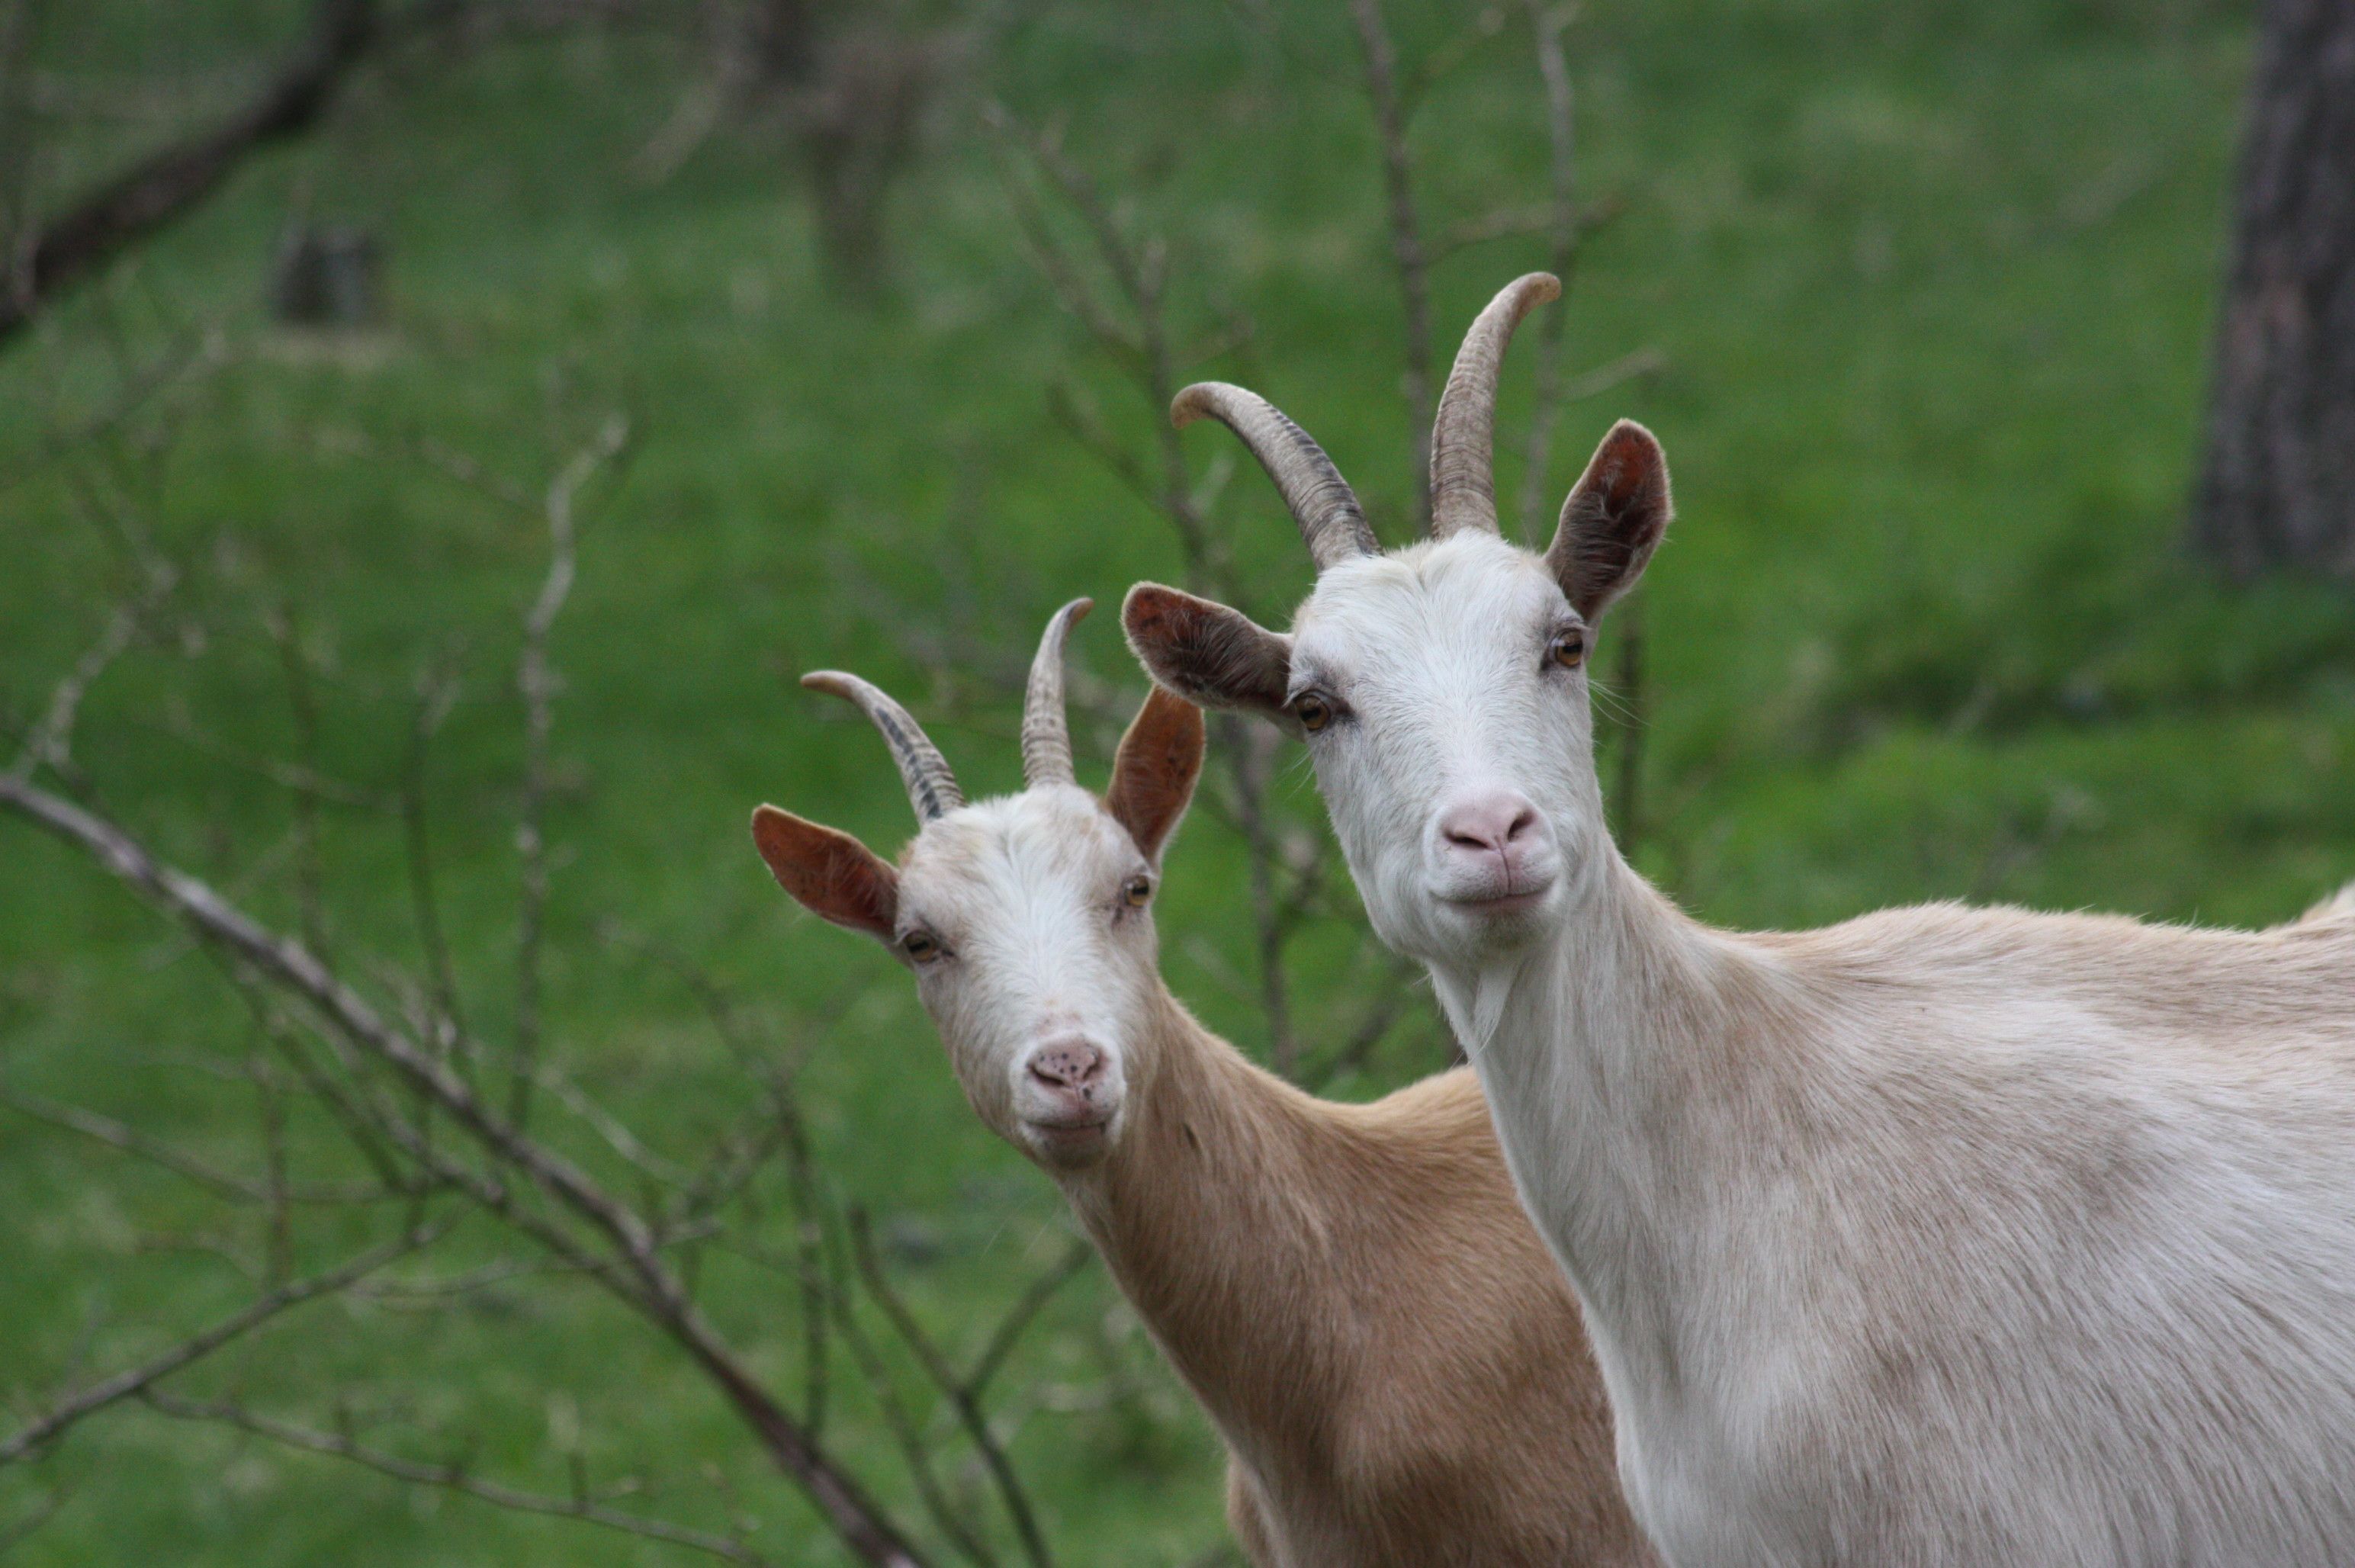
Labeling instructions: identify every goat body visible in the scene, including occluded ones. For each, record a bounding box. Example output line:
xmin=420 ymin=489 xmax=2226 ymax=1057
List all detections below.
xmin=1078 ymin=990 xmax=1656 ymax=1567
xmin=1435 ymin=869 xmax=2355 ymax=1567
xmin=1121 ymin=269 xmax=2355 ymax=1566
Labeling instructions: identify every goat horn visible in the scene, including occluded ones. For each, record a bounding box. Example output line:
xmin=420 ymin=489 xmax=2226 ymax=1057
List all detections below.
xmin=1171 ymin=382 xmax=1379 ymax=570
xmin=1428 ymin=273 xmax=1561 ymax=541
xmin=1021 ymin=597 xmax=1093 ymax=789
xmin=800 ymin=670 xmax=965 ymax=822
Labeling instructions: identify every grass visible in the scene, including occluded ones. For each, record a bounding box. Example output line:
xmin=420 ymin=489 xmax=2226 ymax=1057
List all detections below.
xmin=3 ymin=0 xmax=2350 ymax=1561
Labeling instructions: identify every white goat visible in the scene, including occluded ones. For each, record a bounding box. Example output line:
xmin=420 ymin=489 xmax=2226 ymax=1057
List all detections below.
xmin=1122 ymin=272 xmax=2355 ymax=1567
xmin=750 ymin=603 xmax=1660 ymax=1568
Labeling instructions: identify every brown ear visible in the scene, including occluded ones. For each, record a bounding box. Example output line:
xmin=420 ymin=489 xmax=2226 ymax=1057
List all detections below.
xmin=1121 ymin=582 xmax=1293 ymax=726
xmin=1544 ymin=419 xmax=1672 ymax=622
xmin=750 ymin=805 xmax=899 ymax=943
xmin=1104 ymin=686 xmax=1205 ymax=863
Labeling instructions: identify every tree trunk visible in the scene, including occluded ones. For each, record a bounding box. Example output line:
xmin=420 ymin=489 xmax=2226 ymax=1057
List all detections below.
xmin=2190 ymin=0 xmax=2355 ymax=579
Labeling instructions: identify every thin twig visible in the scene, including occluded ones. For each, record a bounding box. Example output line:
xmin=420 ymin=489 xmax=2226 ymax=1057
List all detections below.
xmin=0 ymin=1223 xmax=442 ymax=1465
xmin=1348 ymin=0 xmax=1434 ymax=526
xmin=1516 ymin=0 xmax=1582 ymax=541
xmin=400 ymin=659 xmax=468 ymax=1055
xmin=0 ymin=0 xmax=381 ymax=350
xmin=982 ymin=104 xmax=1224 ymax=587
xmin=830 ymin=1234 xmax=998 ymax=1568
xmin=1222 ymin=715 xmax=1297 ymax=1072
xmin=0 ymin=1085 xmax=392 ymax=1207
xmin=1560 ymin=345 xmax=1666 ymax=404
xmin=6 ymin=560 xmax=174 ymax=785
xmin=0 ymin=1481 xmax=73 ymax=1557
xmin=513 ymin=414 xmax=630 ymax=1128
xmin=267 ymin=602 xmax=336 ymax=959
xmin=140 ymin=1390 xmax=776 ymax=1565
xmin=1430 ymin=194 xmax=1621 ymax=264
xmin=850 ymin=1210 xmax=1055 ymax=1568
xmin=1301 ymin=956 xmax=1424 ymax=1089
xmin=0 ymin=773 xmax=931 ymax=1568
xmin=962 ymin=1237 xmax=1092 ymax=1402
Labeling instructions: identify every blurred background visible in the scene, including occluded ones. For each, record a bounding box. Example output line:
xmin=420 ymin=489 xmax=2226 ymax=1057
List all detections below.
xmin=2 ymin=0 xmax=2350 ymax=1562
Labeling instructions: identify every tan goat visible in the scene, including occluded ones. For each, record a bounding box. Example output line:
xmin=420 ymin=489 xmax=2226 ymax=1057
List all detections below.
xmin=750 ymin=602 xmax=1659 ymax=1567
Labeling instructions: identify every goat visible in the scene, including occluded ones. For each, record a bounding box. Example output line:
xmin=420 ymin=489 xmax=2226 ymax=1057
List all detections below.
xmin=1121 ymin=272 xmax=2355 ymax=1566
xmin=749 ymin=603 xmax=1659 ymax=1568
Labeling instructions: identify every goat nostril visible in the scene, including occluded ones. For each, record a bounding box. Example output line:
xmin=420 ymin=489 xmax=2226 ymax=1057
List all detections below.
xmin=1437 ymin=792 xmax=1543 ymax=857
xmin=1029 ymin=1043 xmax=1106 ymax=1089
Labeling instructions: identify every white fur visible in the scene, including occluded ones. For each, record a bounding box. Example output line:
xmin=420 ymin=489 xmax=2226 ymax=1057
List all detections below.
xmin=892 ymin=784 xmax=1159 ymax=1167
xmin=1268 ymin=530 xmax=2355 ymax=1566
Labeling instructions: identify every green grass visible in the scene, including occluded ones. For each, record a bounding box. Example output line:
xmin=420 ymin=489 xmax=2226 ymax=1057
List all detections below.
xmin=4 ymin=0 xmax=2350 ymax=1562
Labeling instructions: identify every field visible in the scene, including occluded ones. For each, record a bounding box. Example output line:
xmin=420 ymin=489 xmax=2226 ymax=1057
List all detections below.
xmin=4 ymin=0 xmax=2350 ymax=1562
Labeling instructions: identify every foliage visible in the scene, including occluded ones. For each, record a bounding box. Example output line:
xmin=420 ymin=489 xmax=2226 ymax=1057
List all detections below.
xmin=3 ymin=0 xmax=2348 ymax=1563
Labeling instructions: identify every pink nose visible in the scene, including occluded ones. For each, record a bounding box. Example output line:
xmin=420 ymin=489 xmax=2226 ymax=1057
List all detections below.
xmin=1437 ymin=792 xmax=1541 ymax=862
xmin=1028 ymin=1038 xmax=1107 ymax=1092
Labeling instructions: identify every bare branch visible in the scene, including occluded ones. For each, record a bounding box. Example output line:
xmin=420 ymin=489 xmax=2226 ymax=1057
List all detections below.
xmin=140 ymin=1390 xmax=776 ymax=1565
xmin=1219 ymin=715 xmax=1298 ymax=1072
xmin=400 ymin=658 xmax=469 ymax=1052
xmin=963 ymin=1238 xmax=1093 ymax=1401
xmin=1430 ymin=194 xmax=1621 ymax=265
xmin=1560 ymin=345 xmax=1666 ymax=403
xmin=0 ymin=1223 xmax=441 ymax=1465
xmin=0 ymin=773 xmax=931 ymax=1568
xmin=264 ymin=605 xmax=336 ymax=959
xmin=1515 ymin=0 xmax=1582 ymax=541
xmin=1396 ymin=8 xmax=1510 ymax=124
xmin=982 ymin=103 xmax=1226 ymax=589
xmin=513 ymin=414 xmax=631 ymax=1128
xmin=0 ymin=1084 xmax=390 ymax=1207
xmin=1348 ymin=0 xmax=1434 ymax=525
xmin=133 ymin=707 xmax=392 ymax=812
xmin=0 ymin=0 xmax=380 ymax=351
xmin=7 ymin=559 xmax=174 ymax=785
xmin=1301 ymin=956 xmax=1425 ymax=1089
xmin=850 ymin=1210 xmax=1054 ymax=1568
xmin=0 ymin=1481 xmax=74 ymax=1557
xmin=827 ymin=1245 xmax=997 ymax=1568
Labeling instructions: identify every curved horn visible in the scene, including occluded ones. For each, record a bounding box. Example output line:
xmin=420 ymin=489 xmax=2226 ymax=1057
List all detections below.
xmin=1428 ymin=272 xmax=1561 ymax=541
xmin=800 ymin=670 xmax=964 ymax=822
xmin=1021 ymin=597 xmax=1093 ymax=789
xmin=1171 ymin=382 xmax=1379 ymax=570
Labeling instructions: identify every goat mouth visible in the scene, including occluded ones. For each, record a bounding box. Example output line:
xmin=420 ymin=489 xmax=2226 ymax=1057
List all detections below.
xmin=1023 ymin=1114 xmax=1112 ymax=1142
xmin=1438 ymin=883 xmax=1555 ymax=917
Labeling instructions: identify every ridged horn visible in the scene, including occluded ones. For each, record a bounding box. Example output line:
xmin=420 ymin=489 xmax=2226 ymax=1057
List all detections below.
xmin=1021 ymin=597 xmax=1092 ymax=789
xmin=1171 ymin=382 xmax=1379 ymax=570
xmin=1428 ymin=273 xmax=1561 ymax=541
xmin=800 ymin=670 xmax=964 ymax=822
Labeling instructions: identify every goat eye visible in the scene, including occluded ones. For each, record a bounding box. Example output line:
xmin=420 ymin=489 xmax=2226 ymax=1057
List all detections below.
xmin=901 ymin=930 xmax=943 ymax=962
xmin=1293 ymin=693 xmax=1333 ymax=732
xmin=1548 ymin=629 xmax=1588 ymax=670
xmin=1123 ymin=876 xmax=1153 ymax=909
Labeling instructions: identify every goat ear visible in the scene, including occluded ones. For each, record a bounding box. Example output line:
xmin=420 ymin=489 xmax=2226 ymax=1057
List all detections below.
xmin=1105 ymin=686 xmax=1204 ymax=864
xmin=1121 ymin=582 xmax=1294 ymax=727
xmin=1545 ymin=419 xmax=1672 ymax=622
xmin=750 ymin=805 xmax=899 ymax=943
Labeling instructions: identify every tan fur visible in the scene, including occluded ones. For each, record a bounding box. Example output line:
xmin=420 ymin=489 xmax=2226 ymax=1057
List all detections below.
xmin=758 ymin=659 xmax=1659 ymax=1564
xmin=1077 ymin=988 xmax=1658 ymax=1566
